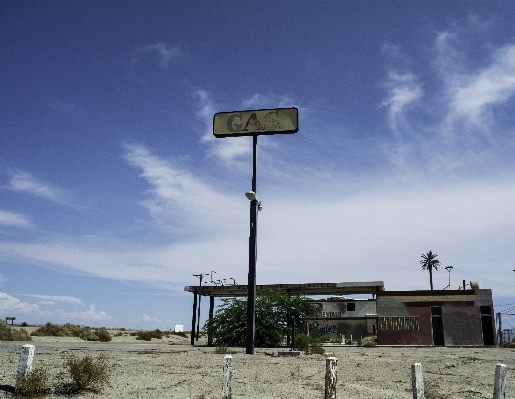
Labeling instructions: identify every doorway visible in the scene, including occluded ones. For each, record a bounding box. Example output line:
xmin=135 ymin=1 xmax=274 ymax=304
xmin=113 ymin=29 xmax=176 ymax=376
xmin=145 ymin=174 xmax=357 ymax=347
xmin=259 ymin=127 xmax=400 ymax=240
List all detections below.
xmin=431 ymin=307 xmax=445 ymax=346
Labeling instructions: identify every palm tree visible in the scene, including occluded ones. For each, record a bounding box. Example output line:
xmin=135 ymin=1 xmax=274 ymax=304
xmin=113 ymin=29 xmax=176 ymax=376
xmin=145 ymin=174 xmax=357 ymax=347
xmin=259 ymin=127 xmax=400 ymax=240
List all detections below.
xmin=420 ymin=250 xmax=440 ymax=290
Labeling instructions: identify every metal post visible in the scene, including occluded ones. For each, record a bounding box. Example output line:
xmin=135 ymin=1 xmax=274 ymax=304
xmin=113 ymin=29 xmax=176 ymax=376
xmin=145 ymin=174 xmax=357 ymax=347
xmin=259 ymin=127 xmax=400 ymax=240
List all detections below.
xmin=493 ymin=363 xmax=507 ymax=399
xmin=291 ymin=315 xmax=296 ymax=351
xmin=191 ymin=292 xmax=197 ymax=346
xmin=246 ymin=134 xmax=258 ymax=355
xmin=411 ymin=363 xmax=424 ymax=399
xmin=325 ymin=357 xmax=337 ymax=399
xmin=196 ymin=294 xmax=202 ymax=341
xmin=497 ymin=312 xmax=503 ymax=347
xmin=208 ymin=296 xmax=215 ymax=346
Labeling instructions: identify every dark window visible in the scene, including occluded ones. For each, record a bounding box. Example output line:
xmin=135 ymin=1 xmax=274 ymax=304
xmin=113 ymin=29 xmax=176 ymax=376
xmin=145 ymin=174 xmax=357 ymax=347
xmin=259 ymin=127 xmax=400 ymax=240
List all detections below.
xmin=480 ymin=306 xmax=491 ymax=315
xmin=431 ymin=307 xmax=442 ymax=316
xmin=346 ymin=303 xmax=355 ymax=311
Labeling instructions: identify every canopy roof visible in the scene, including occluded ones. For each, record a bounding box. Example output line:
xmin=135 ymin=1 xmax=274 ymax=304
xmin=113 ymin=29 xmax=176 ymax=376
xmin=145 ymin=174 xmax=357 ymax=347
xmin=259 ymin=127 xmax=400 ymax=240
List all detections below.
xmin=184 ymin=281 xmax=385 ymax=297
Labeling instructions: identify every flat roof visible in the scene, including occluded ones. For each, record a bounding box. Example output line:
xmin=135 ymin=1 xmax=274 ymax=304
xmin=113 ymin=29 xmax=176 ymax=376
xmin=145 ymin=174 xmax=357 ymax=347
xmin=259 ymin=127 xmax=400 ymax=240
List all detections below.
xmin=184 ymin=281 xmax=385 ymax=297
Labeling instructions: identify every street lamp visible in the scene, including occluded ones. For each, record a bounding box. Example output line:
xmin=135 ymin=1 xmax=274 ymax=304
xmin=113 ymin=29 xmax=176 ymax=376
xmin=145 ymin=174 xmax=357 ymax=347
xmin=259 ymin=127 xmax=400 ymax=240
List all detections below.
xmin=444 ymin=266 xmax=453 ymax=290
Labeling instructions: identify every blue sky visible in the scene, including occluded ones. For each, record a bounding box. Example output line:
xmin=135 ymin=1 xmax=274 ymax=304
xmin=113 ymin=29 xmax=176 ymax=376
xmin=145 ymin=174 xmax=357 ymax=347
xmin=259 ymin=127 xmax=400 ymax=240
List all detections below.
xmin=1 ymin=1 xmax=515 ymax=330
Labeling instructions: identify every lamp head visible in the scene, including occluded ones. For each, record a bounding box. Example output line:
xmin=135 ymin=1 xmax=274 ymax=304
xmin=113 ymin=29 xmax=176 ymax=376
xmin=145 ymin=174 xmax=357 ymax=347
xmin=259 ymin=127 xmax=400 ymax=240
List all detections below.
xmin=245 ymin=191 xmax=257 ymax=201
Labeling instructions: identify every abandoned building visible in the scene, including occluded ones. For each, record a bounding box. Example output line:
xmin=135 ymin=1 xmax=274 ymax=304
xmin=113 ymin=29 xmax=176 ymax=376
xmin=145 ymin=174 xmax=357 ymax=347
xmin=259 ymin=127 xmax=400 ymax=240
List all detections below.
xmin=185 ymin=281 xmax=498 ymax=347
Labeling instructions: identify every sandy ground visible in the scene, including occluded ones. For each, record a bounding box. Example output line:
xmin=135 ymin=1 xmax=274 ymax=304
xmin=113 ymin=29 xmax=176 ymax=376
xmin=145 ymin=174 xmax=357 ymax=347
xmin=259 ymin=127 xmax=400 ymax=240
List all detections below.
xmin=1 ymin=328 xmax=514 ymax=398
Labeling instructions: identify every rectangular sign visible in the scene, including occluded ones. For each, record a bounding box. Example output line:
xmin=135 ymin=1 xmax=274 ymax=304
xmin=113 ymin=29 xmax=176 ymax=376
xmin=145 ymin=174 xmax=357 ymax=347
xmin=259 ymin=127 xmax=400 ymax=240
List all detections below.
xmin=213 ymin=107 xmax=298 ymax=138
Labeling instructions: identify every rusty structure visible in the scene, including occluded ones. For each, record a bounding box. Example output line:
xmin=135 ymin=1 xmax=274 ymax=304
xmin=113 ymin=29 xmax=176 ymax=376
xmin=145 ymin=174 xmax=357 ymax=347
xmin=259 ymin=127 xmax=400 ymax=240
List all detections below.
xmin=185 ymin=281 xmax=498 ymax=347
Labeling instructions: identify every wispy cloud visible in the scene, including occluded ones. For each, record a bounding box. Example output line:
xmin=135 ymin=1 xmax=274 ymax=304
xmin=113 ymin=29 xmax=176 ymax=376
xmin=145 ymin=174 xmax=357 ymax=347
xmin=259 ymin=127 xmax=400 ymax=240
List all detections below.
xmin=21 ymin=294 xmax=84 ymax=305
xmin=445 ymin=44 xmax=515 ymax=132
xmin=131 ymin=42 xmax=180 ymax=69
xmin=5 ymin=169 xmax=72 ymax=206
xmin=0 ymin=273 xmax=7 ymax=285
xmin=382 ymin=72 xmax=423 ymax=134
xmin=123 ymin=143 xmax=243 ymax=233
xmin=0 ymin=210 xmax=32 ymax=227
xmin=381 ymin=23 xmax=515 ymax=177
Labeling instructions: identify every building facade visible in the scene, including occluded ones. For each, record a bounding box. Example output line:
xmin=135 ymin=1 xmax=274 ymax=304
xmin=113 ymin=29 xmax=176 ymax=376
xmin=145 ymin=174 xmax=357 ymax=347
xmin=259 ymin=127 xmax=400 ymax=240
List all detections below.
xmin=313 ymin=298 xmax=377 ymax=341
xmin=376 ymin=289 xmax=496 ymax=346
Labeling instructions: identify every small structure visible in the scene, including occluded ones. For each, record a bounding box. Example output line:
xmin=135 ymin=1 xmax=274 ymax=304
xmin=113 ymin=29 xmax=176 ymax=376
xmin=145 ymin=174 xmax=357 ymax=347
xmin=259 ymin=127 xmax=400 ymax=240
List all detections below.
xmin=5 ymin=317 xmax=16 ymax=325
xmin=174 ymin=324 xmax=184 ymax=333
xmin=312 ymin=297 xmax=377 ymax=341
xmin=376 ymin=286 xmax=496 ymax=346
xmin=184 ymin=281 xmax=385 ymax=346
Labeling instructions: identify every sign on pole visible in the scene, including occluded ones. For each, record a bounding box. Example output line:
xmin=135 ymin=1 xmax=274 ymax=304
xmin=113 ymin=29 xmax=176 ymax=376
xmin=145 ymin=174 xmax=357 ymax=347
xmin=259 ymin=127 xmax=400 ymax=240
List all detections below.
xmin=213 ymin=107 xmax=298 ymax=138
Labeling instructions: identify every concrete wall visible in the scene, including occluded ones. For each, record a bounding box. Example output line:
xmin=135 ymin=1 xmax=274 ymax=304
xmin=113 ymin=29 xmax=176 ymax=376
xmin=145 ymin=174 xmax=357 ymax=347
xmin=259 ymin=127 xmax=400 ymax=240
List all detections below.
xmin=376 ymin=289 xmax=495 ymax=346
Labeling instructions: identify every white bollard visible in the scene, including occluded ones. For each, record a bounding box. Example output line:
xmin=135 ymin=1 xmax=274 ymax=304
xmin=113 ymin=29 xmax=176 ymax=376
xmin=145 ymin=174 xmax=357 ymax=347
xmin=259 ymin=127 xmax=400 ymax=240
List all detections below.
xmin=17 ymin=344 xmax=35 ymax=384
xmin=222 ymin=355 xmax=232 ymax=399
xmin=325 ymin=357 xmax=337 ymax=399
xmin=411 ymin=363 xmax=424 ymax=399
xmin=493 ymin=363 xmax=507 ymax=399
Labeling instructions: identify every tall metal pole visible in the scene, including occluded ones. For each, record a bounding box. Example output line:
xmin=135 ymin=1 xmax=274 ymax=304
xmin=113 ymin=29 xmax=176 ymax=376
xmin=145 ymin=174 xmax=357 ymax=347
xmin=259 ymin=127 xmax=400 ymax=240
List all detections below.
xmin=246 ymin=134 xmax=258 ymax=355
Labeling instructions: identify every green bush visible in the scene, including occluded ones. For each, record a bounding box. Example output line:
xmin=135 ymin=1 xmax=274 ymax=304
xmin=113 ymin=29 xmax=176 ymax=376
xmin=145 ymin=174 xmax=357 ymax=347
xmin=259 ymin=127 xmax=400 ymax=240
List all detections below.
xmin=64 ymin=354 xmax=111 ymax=392
xmin=15 ymin=367 xmax=51 ymax=397
xmin=204 ymin=289 xmax=320 ymax=348
xmin=175 ymin=331 xmax=188 ymax=338
xmin=0 ymin=323 xmax=32 ymax=341
xmin=294 ymin=333 xmax=325 ymax=355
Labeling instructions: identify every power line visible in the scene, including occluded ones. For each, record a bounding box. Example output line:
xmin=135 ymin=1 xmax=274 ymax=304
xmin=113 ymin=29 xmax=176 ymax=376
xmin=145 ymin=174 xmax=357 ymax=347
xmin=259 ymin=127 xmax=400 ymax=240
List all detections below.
xmin=452 ymin=267 xmax=515 ymax=291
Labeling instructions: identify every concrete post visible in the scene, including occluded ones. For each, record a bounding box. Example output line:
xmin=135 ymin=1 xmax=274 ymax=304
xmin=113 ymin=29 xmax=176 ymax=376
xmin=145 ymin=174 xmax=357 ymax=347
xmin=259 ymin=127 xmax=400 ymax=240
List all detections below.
xmin=411 ymin=363 xmax=424 ymax=399
xmin=493 ymin=363 xmax=507 ymax=399
xmin=17 ymin=344 xmax=35 ymax=384
xmin=325 ymin=357 xmax=337 ymax=399
xmin=222 ymin=355 xmax=232 ymax=399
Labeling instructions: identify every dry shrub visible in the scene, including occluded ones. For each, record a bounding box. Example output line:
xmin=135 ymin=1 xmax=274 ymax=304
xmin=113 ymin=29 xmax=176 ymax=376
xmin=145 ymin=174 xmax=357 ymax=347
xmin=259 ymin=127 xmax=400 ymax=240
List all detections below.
xmin=360 ymin=336 xmax=377 ymax=347
xmin=31 ymin=322 xmax=62 ymax=337
xmin=95 ymin=327 xmax=112 ymax=342
xmin=0 ymin=323 xmax=32 ymax=341
xmin=503 ymin=341 xmax=515 ymax=348
xmin=63 ymin=354 xmax=111 ymax=392
xmin=15 ymin=367 xmax=51 ymax=397
xmin=294 ymin=333 xmax=325 ymax=355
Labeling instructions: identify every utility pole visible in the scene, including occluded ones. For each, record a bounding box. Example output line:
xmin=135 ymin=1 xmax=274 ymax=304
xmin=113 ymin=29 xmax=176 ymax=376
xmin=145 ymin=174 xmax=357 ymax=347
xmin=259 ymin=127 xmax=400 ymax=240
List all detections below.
xmin=497 ymin=312 xmax=503 ymax=347
xmin=193 ymin=273 xmax=209 ymax=341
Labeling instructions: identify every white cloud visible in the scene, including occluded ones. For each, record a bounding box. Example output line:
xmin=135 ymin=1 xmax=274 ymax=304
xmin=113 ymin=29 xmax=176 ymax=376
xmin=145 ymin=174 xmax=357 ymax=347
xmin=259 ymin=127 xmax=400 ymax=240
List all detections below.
xmin=37 ymin=301 xmax=56 ymax=306
xmin=5 ymin=169 xmax=72 ymax=206
xmin=79 ymin=304 xmax=110 ymax=320
xmin=131 ymin=42 xmax=179 ymax=69
xmin=123 ymin=143 xmax=244 ymax=232
xmin=0 ymin=292 xmax=50 ymax=316
xmin=0 ymin=210 xmax=32 ymax=227
xmin=21 ymin=294 xmax=84 ymax=305
xmin=382 ymin=72 xmax=423 ymax=134
xmin=446 ymin=45 xmax=515 ymax=130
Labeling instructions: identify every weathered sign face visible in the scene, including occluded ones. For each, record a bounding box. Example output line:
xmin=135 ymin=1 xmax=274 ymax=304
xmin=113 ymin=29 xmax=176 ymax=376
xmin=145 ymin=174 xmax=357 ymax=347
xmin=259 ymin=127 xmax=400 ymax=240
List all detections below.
xmin=213 ymin=107 xmax=298 ymax=138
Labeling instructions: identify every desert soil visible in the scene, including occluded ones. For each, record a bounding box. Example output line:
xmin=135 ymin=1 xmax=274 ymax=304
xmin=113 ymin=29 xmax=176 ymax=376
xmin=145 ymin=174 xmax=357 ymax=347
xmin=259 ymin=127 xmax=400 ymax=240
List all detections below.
xmin=1 ymin=328 xmax=514 ymax=398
